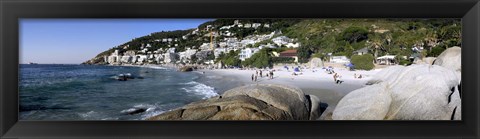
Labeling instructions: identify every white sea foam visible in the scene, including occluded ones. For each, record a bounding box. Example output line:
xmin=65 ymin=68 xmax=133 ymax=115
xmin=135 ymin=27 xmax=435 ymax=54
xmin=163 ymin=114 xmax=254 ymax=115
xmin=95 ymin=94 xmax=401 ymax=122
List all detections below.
xmin=181 ymin=81 xmax=218 ymax=99
xmin=121 ymin=104 xmax=157 ymax=114
xmin=141 ymin=110 xmax=166 ymax=120
xmin=145 ymin=66 xmax=168 ymax=70
xmin=79 ymin=111 xmax=97 ymax=119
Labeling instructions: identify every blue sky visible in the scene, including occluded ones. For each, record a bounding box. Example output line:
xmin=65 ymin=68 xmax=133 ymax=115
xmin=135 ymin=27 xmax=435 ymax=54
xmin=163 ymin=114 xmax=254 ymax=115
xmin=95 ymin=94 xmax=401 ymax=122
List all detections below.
xmin=20 ymin=19 xmax=212 ymax=64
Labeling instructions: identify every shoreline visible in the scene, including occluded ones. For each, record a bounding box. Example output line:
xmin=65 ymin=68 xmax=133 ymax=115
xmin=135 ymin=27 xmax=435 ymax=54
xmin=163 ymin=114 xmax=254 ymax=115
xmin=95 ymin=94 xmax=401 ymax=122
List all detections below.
xmin=198 ymin=66 xmax=382 ymax=110
xmin=96 ymin=63 xmax=383 ymax=115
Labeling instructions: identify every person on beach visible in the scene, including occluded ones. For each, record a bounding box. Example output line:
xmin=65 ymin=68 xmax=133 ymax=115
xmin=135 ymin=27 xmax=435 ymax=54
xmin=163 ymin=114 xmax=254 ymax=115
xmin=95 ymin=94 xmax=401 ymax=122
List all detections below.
xmin=336 ymin=75 xmax=343 ymax=84
xmin=260 ymin=70 xmax=263 ymax=78
xmin=251 ymin=74 xmax=255 ymax=82
xmin=270 ymin=71 xmax=274 ymax=79
xmin=333 ymin=73 xmax=338 ymax=82
xmin=254 ymin=75 xmax=258 ymax=82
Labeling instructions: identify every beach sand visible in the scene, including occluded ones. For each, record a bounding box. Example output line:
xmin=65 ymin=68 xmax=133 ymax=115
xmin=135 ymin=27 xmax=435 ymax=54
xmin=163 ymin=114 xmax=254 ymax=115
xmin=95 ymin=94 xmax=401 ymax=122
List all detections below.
xmin=131 ymin=64 xmax=383 ymax=113
xmin=199 ymin=65 xmax=383 ymax=110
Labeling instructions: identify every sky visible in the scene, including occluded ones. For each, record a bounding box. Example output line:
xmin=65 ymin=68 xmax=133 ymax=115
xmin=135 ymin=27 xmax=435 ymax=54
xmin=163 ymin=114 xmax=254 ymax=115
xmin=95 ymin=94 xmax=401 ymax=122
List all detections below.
xmin=20 ymin=19 xmax=213 ymax=64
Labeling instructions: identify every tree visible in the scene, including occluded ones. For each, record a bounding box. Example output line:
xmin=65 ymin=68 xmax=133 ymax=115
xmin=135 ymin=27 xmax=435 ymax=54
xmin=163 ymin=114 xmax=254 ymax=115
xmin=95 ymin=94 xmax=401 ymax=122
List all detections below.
xmin=297 ymin=46 xmax=313 ymax=63
xmin=341 ymin=26 xmax=369 ymax=43
xmin=216 ymin=50 xmax=241 ymax=67
xmin=242 ymin=49 xmax=273 ymax=68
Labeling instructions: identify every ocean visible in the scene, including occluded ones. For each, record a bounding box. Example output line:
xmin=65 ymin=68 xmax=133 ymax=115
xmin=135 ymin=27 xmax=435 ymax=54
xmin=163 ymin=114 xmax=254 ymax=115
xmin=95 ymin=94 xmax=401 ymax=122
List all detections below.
xmin=19 ymin=64 xmax=235 ymax=120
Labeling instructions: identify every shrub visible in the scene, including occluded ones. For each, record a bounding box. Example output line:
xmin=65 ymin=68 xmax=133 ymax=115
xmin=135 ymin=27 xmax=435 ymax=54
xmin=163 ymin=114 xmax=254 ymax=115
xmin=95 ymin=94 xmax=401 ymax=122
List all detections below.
xmin=427 ymin=45 xmax=446 ymax=57
xmin=242 ymin=49 xmax=273 ymax=68
xmin=272 ymin=57 xmax=295 ymax=63
xmin=350 ymin=54 xmax=375 ymax=70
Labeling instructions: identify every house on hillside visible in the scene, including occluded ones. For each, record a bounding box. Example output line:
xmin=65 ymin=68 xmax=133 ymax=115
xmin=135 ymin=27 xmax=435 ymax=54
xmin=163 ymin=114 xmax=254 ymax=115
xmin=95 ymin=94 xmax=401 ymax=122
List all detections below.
xmin=279 ymin=49 xmax=298 ymax=63
xmin=239 ymin=48 xmax=260 ymax=61
xmin=285 ymin=42 xmax=300 ymax=48
xmin=272 ymin=36 xmax=292 ymax=46
xmin=353 ymin=47 xmax=369 ymax=55
xmin=252 ymin=23 xmax=262 ymax=28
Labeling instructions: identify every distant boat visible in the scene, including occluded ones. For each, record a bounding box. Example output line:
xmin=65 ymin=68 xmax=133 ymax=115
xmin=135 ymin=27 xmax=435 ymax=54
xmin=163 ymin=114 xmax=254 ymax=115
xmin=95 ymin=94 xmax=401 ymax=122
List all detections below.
xmin=28 ymin=62 xmax=38 ymax=65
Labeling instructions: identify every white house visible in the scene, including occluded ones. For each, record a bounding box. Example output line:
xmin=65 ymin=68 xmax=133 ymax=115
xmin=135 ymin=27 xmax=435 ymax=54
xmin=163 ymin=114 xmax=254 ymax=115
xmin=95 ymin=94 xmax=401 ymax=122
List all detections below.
xmin=200 ymin=43 xmax=212 ymax=50
xmin=285 ymin=42 xmax=300 ymax=48
xmin=240 ymin=39 xmax=255 ymax=47
xmin=163 ymin=53 xmax=179 ymax=63
xmin=136 ymin=55 xmax=148 ymax=64
xmin=239 ymin=48 xmax=260 ymax=61
xmin=353 ymin=47 xmax=369 ymax=55
xmin=330 ymin=56 xmax=350 ymax=64
xmin=376 ymin=55 xmax=397 ymax=65
xmin=214 ymin=48 xmax=227 ymax=58
xmin=272 ymin=36 xmax=292 ymax=46
xmin=120 ymin=56 xmax=132 ymax=63
xmin=252 ymin=23 xmax=262 ymax=28
xmin=258 ymin=43 xmax=277 ymax=49
xmin=154 ymin=54 xmax=164 ymax=63
xmin=167 ymin=48 xmax=176 ymax=53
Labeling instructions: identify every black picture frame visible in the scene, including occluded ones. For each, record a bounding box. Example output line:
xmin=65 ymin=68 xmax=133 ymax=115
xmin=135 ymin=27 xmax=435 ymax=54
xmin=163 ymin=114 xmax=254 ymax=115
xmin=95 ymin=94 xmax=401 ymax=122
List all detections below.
xmin=1 ymin=0 xmax=479 ymax=138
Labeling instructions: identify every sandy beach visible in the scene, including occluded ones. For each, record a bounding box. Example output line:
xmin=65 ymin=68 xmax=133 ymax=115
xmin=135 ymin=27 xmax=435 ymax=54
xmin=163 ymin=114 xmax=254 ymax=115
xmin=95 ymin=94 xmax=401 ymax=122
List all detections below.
xmin=199 ymin=65 xmax=383 ymax=109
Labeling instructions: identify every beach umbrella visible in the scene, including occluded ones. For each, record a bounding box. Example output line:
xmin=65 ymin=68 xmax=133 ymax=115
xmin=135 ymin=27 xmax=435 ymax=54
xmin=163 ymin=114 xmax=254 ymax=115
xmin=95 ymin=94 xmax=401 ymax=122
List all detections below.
xmin=294 ymin=67 xmax=300 ymax=72
xmin=346 ymin=63 xmax=355 ymax=68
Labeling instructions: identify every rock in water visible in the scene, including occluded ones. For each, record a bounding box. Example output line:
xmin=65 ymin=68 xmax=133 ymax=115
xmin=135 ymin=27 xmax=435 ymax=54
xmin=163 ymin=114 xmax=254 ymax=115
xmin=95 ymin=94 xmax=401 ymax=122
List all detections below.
xmin=122 ymin=108 xmax=147 ymax=115
xmin=334 ymin=64 xmax=461 ymax=120
xmin=147 ymin=84 xmax=326 ymax=120
xmin=179 ymin=66 xmax=194 ymax=72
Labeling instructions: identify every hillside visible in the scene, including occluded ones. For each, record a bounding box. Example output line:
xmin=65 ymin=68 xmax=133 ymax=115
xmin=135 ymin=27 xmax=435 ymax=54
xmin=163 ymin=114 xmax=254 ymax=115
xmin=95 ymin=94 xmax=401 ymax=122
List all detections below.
xmin=83 ymin=19 xmax=461 ymax=67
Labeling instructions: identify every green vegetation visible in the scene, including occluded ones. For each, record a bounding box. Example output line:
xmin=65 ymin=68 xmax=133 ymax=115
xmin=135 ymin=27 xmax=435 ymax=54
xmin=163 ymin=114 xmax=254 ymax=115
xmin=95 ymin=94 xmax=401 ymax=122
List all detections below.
xmin=216 ymin=50 xmax=242 ymax=67
xmin=87 ymin=19 xmax=461 ymax=67
xmin=350 ymin=54 xmax=375 ymax=70
xmin=242 ymin=49 xmax=273 ymax=68
xmin=283 ymin=19 xmax=461 ymax=63
xmin=271 ymin=57 xmax=295 ymax=63
xmin=396 ymin=55 xmax=412 ymax=66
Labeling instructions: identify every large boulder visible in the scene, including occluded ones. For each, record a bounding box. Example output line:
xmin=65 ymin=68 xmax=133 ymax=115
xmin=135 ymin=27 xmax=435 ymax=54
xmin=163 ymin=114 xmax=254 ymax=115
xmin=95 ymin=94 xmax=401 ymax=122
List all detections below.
xmin=333 ymin=82 xmax=392 ymax=120
xmin=433 ymin=46 xmax=461 ymax=76
xmin=179 ymin=66 xmax=194 ymax=72
xmin=333 ymin=64 xmax=461 ymax=120
xmin=414 ymin=57 xmax=437 ymax=65
xmin=365 ymin=65 xmax=405 ymax=85
xmin=147 ymin=84 xmax=325 ymax=120
xmin=309 ymin=58 xmax=324 ymax=68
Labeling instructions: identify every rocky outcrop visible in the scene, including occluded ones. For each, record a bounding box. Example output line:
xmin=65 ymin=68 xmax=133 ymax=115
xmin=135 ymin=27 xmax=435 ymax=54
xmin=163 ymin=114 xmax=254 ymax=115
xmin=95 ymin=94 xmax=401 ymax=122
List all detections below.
xmin=433 ymin=47 xmax=461 ymax=72
xmin=179 ymin=66 xmax=194 ymax=72
xmin=147 ymin=84 xmax=326 ymax=120
xmin=309 ymin=58 xmax=324 ymax=68
xmin=333 ymin=64 xmax=461 ymax=120
xmin=414 ymin=57 xmax=436 ymax=65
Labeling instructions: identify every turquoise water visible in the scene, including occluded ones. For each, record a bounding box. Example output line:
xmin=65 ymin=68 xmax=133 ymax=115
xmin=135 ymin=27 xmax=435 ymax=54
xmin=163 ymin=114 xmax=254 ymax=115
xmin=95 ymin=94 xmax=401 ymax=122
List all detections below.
xmin=19 ymin=64 xmax=218 ymax=120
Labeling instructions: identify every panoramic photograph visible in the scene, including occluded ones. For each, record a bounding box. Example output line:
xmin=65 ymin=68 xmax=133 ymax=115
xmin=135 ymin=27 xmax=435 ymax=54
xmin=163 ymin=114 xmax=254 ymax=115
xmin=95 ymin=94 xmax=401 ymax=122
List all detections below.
xmin=19 ymin=19 xmax=462 ymax=120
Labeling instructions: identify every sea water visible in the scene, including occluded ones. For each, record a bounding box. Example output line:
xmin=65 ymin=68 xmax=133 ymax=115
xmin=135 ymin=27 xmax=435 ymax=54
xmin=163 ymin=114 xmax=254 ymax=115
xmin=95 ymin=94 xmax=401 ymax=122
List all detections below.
xmin=19 ymin=64 xmax=219 ymax=120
